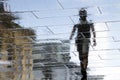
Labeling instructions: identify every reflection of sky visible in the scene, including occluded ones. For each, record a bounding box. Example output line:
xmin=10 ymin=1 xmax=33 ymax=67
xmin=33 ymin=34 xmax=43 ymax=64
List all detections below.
xmin=7 ymin=0 xmax=120 ymax=65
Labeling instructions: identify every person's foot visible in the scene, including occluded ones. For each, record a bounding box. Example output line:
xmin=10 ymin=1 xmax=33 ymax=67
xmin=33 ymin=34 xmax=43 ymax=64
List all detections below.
xmin=81 ymin=71 xmax=87 ymax=80
xmin=81 ymin=76 xmax=87 ymax=80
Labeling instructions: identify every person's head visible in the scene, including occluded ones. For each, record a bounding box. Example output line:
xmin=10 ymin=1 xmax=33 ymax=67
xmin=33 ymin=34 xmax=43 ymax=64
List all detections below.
xmin=79 ymin=8 xmax=87 ymax=21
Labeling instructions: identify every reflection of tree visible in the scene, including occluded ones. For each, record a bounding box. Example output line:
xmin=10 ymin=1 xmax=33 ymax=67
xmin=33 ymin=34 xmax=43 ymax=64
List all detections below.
xmin=0 ymin=2 xmax=36 ymax=80
xmin=43 ymin=43 xmax=61 ymax=53
xmin=36 ymin=40 xmax=70 ymax=63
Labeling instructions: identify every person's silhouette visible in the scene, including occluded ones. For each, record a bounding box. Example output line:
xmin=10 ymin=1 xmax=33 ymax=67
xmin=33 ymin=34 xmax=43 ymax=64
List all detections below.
xmin=70 ymin=8 xmax=96 ymax=76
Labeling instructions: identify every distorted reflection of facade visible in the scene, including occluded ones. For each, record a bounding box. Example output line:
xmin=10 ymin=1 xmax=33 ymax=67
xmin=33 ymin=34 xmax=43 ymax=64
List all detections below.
xmin=0 ymin=2 xmax=35 ymax=80
xmin=33 ymin=40 xmax=81 ymax=80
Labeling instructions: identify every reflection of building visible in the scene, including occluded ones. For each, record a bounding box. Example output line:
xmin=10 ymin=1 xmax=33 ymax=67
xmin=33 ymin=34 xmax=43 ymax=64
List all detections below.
xmin=0 ymin=2 xmax=35 ymax=80
xmin=33 ymin=39 xmax=81 ymax=80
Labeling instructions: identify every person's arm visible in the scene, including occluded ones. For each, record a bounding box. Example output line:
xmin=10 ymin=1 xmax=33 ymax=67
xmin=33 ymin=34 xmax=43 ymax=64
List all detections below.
xmin=69 ymin=25 xmax=76 ymax=40
xmin=91 ymin=23 xmax=96 ymax=46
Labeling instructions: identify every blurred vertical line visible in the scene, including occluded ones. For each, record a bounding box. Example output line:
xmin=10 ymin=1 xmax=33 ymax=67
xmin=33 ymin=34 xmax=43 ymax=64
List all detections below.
xmin=105 ymin=22 xmax=110 ymax=31
xmin=46 ymin=26 xmax=55 ymax=34
xmin=57 ymin=0 xmax=64 ymax=9
xmin=31 ymin=11 xmax=39 ymax=19
xmin=64 ymin=65 xmax=70 ymax=80
xmin=72 ymin=51 xmax=77 ymax=56
xmin=69 ymin=16 xmax=75 ymax=24
xmin=90 ymin=43 xmax=95 ymax=51
xmin=97 ymin=6 xmax=102 ymax=14
xmin=112 ymin=36 xmax=115 ymax=41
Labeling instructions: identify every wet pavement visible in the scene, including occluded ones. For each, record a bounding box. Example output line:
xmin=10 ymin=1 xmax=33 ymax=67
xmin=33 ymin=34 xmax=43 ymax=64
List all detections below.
xmin=0 ymin=0 xmax=120 ymax=80
xmin=83 ymin=50 xmax=120 ymax=80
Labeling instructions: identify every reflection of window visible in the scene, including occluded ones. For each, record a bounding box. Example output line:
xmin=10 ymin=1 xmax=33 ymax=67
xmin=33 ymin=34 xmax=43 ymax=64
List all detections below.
xmin=0 ymin=2 xmax=4 ymax=12
xmin=16 ymin=46 xmax=22 ymax=52
xmin=25 ymin=50 xmax=30 ymax=54
xmin=0 ymin=39 xmax=2 ymax=49
xmin=62 ymin=54 xmax=71 ymax=62
xmin=24 ymin=50 xmax=31 ymax=60
xmin=7 ymin=65 xmax=12 ymax=68
xmin=7 ymin=45 xmax=13 ymax=60
xmin=24 ymin=45 xmax=32 ymax=49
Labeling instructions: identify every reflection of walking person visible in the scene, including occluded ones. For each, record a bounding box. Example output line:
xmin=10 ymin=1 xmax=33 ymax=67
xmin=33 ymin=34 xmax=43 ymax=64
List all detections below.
xmin=69 ymin=8 xmax=96 ymax=77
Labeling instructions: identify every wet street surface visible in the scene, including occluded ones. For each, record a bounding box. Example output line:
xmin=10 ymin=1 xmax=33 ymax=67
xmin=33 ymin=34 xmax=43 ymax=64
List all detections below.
xmin=0 ymin=0 xmax=120 ymax=80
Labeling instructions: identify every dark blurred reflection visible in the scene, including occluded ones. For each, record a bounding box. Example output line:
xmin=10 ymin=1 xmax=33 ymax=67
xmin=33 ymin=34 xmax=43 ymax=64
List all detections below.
xmin=81 ymin=76 xmax=87 ymax=80
xmin=42 ymin=67 xmax=52 ymax=80
xmin=69 ymin=8 xmax=97 ymax=78
xmin=81 ymin=75 xmax=104 ymax=80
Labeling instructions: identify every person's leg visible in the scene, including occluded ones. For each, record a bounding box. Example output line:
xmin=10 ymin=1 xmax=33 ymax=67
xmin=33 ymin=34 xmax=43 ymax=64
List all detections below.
xmin=76 ymin=39 xmax=89 ymax=76
xmin=76 ymin=44 xmax=87 ymax=75
xmin=80 ymin=53 xmax=88 ymax=76
xmin=79 ymin=39 xmax=90 ymax=76
xmin=81 ymin=42 xmax=89 ymax=71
